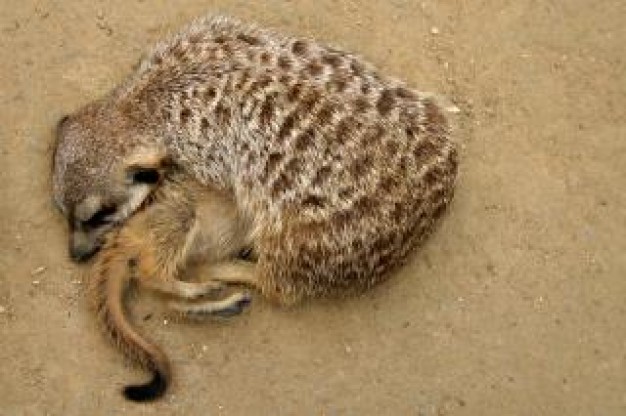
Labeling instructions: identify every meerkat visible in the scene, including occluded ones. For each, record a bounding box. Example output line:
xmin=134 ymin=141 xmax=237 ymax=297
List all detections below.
xmin=52 ymin=15 xmax=459 ymax=401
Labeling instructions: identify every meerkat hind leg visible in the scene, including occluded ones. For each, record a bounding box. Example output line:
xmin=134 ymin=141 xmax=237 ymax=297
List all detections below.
xmin=168 ymin=292 xmax=252 ymax=317
xmin=167 ymin=261 xmax=258 ymax=317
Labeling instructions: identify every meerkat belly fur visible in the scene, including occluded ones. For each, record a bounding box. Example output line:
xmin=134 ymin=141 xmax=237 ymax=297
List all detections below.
xmin=52 ymin=15 xmax=458 ymax=401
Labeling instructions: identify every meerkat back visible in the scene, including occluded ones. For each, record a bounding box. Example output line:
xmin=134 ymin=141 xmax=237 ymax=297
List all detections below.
xmin=126 ymin=16 xmax=460 ymax=303
xmin=66 ymin=15 xmax=458 ymax=302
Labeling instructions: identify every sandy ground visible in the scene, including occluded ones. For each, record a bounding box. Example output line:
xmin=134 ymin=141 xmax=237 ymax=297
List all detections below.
xmin=1 ymin=1 xmax=625 ymax=415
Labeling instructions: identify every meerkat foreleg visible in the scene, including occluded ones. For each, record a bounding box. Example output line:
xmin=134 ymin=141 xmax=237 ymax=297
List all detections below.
xmin=141 ymin=278 xmax=224 ymax=299
xmin=202 ymin=260 xmax=261 ymax=288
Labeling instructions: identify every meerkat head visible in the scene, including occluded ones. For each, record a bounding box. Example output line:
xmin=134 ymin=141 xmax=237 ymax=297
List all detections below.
xmin=52 ymin=104 xmax=169 ymax=262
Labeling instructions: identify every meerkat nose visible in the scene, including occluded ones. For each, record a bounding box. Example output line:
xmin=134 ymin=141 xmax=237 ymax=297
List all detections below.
xmin=69 ymin=238 xmax=100 ymax=263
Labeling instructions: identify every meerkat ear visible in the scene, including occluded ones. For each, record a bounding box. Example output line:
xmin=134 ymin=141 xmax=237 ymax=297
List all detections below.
xmin=125 ymin=148 xmax=171 ymax=185
xmin=56 ymin=115 xmax=70 ymax=134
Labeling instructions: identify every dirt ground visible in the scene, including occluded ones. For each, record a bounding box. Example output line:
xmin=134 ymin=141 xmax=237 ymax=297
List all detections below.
xmin=1 ymin=0 xmax=624 ymax=415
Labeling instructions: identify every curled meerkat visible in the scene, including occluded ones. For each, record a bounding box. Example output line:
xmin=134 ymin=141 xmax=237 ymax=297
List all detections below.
xmin=52 ymin=15 xmax=459 ymax=401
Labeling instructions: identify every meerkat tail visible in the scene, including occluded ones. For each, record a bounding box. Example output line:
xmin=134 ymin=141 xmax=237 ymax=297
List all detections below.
xmin=89 ymin=246 xmax=172 ymax=402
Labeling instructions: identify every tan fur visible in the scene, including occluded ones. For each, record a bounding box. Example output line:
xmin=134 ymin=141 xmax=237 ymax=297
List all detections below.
xmin=52 ymin=15 xmax=459 ymax=400
xmin=89 ymin=174 xmax=252 ymax=400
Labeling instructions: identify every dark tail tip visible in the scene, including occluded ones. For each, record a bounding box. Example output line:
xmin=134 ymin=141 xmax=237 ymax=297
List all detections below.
xmin=123 ymin=371 xmax=168 ymax=402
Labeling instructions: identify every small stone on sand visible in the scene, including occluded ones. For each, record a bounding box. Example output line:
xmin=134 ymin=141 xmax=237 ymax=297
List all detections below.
xmin=31 ymin=266 xmax=46 ymax=275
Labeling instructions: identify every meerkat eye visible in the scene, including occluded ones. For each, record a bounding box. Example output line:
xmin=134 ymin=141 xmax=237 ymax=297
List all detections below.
xmin=131 ymin=168 xmax=160 ymax=184
xmin=84 ymin=205 xmax=117 ymax=228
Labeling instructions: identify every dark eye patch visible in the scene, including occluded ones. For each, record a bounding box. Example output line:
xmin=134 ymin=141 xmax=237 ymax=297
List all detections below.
xmin=84 ymin=205 xmax=117 ymax=228
xmin=132 ymin=168 xmax=160 ymax=184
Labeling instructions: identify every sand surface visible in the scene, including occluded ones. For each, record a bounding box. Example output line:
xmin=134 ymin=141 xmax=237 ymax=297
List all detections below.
xmin=1 ymin=1 xmax=624 ymax=414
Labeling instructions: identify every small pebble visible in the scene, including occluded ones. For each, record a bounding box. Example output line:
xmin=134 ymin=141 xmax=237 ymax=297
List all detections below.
xmin=163 ymin=319 xmax=169 ymax=325
xmin=31 ymin=266 xmax=46 ymax=275
xmin=446 ymin=104 xmax=461 ymax=113
xmin=0 ymin=305 xmax=6 ymax=314
xmin=32 ymin=280 xmax=40 ymax=285
xmin=202 ymin=345 xmax=208 ymax=352
xmin=430 ymin=26 xmax=440 ymax=35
